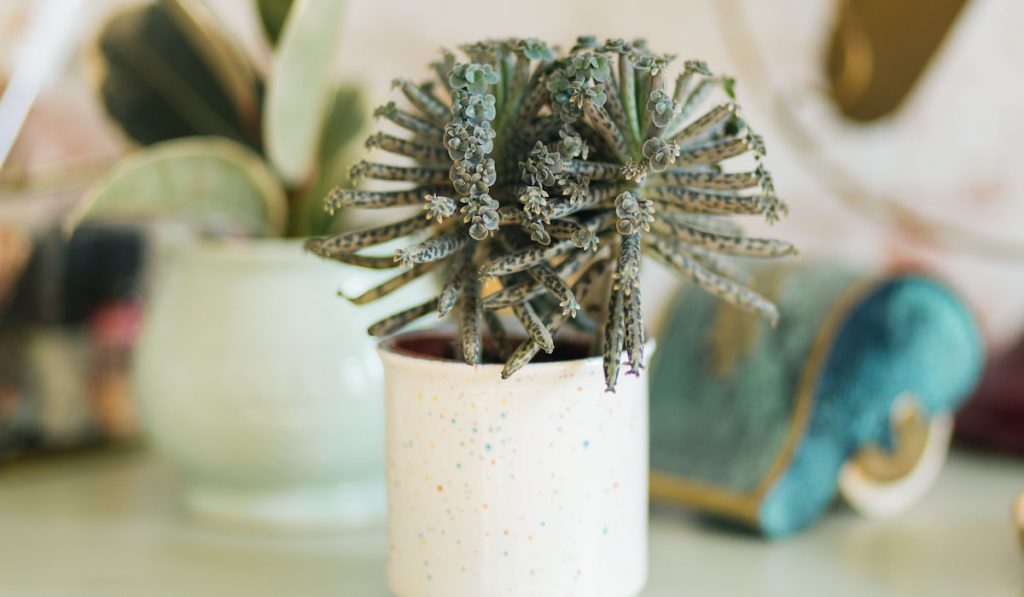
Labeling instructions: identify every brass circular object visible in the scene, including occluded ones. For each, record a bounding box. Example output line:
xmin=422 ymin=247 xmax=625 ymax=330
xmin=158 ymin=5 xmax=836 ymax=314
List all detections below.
xmin=829 ymin=6 xmax=875 ymax=111
xmin=840 ymin=393 xmax=953 ymax=517
xmin=850 ymin=395 xmax=931 ymax=483
xmin=1012 ymin=492 xmax=1024 ymax=552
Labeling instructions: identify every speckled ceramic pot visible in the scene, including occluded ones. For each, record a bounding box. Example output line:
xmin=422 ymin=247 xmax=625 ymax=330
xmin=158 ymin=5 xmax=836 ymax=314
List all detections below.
xmin=379 ymin=332 xmax=651 ymax=597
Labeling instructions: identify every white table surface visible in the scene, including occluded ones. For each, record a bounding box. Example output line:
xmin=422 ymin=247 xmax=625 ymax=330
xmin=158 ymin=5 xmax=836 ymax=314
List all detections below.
xmin=0 ymin=447 xmax=1021 ymax=597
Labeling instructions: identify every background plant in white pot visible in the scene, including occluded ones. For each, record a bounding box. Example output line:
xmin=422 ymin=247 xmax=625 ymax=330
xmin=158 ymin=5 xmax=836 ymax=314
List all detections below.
xmin=68 ymin=0 xmax=424 ymax=530
xmin=305 ymin=35 xmax=796 ymax=596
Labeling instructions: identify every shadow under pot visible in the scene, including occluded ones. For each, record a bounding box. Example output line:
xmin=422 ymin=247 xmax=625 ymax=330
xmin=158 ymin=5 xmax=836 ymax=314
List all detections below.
xmin=379 ymin=330 xmax=652 ymax=597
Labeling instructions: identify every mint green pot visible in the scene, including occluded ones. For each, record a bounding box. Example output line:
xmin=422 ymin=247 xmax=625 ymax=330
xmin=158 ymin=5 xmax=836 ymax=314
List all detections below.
xmin=134 ymin=238 xmax=429 ymax=531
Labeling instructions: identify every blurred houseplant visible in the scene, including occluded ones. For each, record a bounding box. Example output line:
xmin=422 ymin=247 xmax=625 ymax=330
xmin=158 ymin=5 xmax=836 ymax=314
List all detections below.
xmin=73 ymin=0 xmax=363 ymax=237
xmin=305 ymin=35 xmax=795 ymax=596
xmin=70 ymin=0 xmax=417 ymax=529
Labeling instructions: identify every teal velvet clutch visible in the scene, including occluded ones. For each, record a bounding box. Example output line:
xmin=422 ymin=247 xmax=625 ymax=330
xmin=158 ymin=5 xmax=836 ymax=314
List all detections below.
xmin=650 ymin=264 xmax=983 ymax=537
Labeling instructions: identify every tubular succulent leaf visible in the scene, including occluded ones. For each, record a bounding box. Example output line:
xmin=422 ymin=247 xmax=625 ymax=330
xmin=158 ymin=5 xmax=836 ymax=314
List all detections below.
xmin=306 ymin=36 xmax=796 ymax=389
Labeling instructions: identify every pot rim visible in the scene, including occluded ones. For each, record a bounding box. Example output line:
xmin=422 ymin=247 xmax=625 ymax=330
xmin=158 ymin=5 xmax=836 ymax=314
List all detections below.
xmin=377 ymin=327 xmax=656 ymax=379
xmin=159 ymin=236 xmax=311 ymax=263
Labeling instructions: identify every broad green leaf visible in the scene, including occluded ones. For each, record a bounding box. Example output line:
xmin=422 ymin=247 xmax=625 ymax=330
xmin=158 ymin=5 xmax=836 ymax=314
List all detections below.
xmin=298 ymin=84 xmax=367 ymax=236
xmin=94 ymin=0 xmax=261 ymax=149
xmin=68 ymin=137 xmax=287 ymax=237
xmin=318 ymin=84 xmax=365 ymax=171
xmin=264 ymin=0 xmax=346 ymax=186
xmin=166 ymin=0 xmax=262 ymax=132
xmin=256 ymin=0 xmax=293 ymax=46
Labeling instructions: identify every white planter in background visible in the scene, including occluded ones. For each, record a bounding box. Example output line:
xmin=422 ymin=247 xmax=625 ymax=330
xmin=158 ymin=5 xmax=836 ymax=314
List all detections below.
xmin=135 ymin=238 xmax=429 ymax=531
xmin=380 ymin=333 xmax=650 ymax=597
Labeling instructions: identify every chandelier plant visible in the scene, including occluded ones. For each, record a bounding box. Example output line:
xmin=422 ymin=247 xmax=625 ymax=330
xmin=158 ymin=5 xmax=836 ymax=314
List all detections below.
xmin=305 ymin=36 xmax=796 ymax=391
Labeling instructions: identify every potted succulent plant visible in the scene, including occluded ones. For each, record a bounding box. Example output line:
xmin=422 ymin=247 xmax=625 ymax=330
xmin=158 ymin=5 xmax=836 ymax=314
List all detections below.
xmin=68 ymin=0 xmax=424 ymax=529
xmin=305 ymin=35 xmax=796 ymax=596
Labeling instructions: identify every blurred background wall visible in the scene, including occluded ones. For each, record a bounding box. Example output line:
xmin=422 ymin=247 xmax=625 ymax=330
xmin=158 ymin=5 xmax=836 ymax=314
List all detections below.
xmin=4 ymin=0 xmax=1023 ymax=346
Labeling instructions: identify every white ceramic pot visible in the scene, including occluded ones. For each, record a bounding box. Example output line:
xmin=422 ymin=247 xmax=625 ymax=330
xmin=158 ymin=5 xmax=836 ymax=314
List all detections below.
xmin=380 ymin=332 xmax=651 ymax=597
xmin=135 ymin=238 xmax=430 ymax=531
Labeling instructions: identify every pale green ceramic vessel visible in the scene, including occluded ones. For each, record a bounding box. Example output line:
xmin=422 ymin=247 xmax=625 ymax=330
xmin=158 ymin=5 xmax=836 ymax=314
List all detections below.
xmin=135 ymin=238 xmax=431 ymax=531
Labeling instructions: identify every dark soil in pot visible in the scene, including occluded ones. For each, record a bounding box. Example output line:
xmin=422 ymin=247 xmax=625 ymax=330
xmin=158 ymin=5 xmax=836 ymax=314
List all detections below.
xmin=385 ymin=328 xmax=595 ymax=365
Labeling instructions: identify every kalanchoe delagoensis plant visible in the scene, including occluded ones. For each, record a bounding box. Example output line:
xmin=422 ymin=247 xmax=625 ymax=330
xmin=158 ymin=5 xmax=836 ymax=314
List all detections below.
xmin=305 ymin=36 xmax=797 ymax=391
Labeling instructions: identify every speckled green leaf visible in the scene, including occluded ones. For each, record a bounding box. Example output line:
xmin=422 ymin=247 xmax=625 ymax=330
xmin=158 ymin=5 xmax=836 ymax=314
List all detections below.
xmin=264 ymin=0 xmax=346 ymax=185
xmin=94 ymin=0 xmax=261 ymax=148
xmin=68 ymin=137 xmax=286 ymax=236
